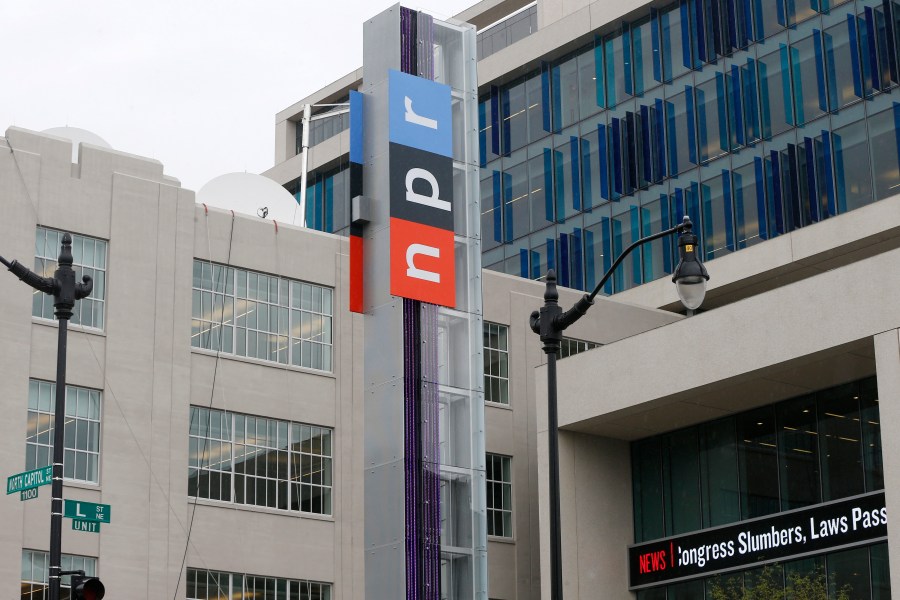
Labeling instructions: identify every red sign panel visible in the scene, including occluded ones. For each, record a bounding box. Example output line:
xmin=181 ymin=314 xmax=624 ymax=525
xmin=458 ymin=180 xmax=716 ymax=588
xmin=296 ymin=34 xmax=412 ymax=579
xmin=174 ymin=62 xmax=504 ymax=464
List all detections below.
xmin=389 ymin=218 xmax=455 ymax=307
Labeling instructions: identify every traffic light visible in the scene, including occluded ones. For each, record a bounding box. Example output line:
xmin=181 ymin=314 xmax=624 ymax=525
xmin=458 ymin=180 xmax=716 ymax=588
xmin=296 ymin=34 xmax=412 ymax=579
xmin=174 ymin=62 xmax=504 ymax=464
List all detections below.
xmin=70 ymin=573 xmax=105 ymax=600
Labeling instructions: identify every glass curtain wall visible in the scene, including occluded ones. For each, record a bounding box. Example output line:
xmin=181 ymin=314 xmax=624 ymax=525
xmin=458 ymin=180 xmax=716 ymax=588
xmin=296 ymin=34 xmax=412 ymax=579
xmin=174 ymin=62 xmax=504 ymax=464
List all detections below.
xmin=631 ymin=376 xmax=886 ymax=598
xmin=481 ymin=0 xmax=900 ymax=295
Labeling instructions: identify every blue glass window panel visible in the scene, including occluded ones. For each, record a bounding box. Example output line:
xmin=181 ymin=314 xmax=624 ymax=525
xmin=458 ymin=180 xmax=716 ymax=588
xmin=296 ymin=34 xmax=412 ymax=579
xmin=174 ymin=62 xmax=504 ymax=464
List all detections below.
xmin=763 ymin=150 xmax=786 ymax=235
xmin=501 ymin=79 xmax=527 ymax=153
xmin=584 ymin=207 xmax=614 ymax=295
xmin=557 ymin=222 xmax=585 ymax=291
xmin=580 ymin=116 xmax=608 ymax=210
xmin=612 ymin=201 xmax=643 ymax=292
xmin=481 ymin=169 xmax=503 ymax=250
xmin=577 ymin=45 xmax=603 ymax=120
xmin=757 ymin=44 xmax=795 ymax=138
xmin=665 ymin=87 xmax=697 ymax=174
xmin=741 ymin=57 xmax=763 ymax=143
xmin=661 ymin=2 xmax=694 ymax=81
xmin=832 ymin=113 xmax=875 ymax=211
xmin=604 ymin=32 xmax=633 ymax=108
xmin=700 ymin=168 xmax=736 ymax=259
xmin=632 ymin=16 xmax=661 ymax=95
xmin=869 ymin=102 xmax=900 ymax=199
xmin=859 ymin=8 xmax=881 ymax=96
xmin=503 ymin=158 xmax=531 ymax=241
xmin=640 ymin=191 xmax=675 ymax=281
xmin=553 ymin=134 xmax=582 ymax=221
xmin=790 ymin=33 xmax=829 ymax=125
xmin=824 ymin=17 xmax=865 ymax=109
xmin=529 ymin=231 xmax=556 ymax=280
xmin=552 ymin=54 xmax=581 ymax=130
xmin=696 ymin=72 xmax=731 ymax=163
xmin=752 ymin=0 xmax=786 ymax=39
xmin=478 ymin=90 xmax=502 ymax=167
xmin=727 ymin=65 xmax=746 ymax=149
xmin=478 ymin=98 xmax=488 ymax=166
xmin=732 ymin=152 xmax=768 ymax=247
xmin=528 ymin=145 xmax=556 ymax=231
xmin=788 ymin=0 xmax=818 ymax=26
xmin=795 ymin=130 xmax=830 ymax=224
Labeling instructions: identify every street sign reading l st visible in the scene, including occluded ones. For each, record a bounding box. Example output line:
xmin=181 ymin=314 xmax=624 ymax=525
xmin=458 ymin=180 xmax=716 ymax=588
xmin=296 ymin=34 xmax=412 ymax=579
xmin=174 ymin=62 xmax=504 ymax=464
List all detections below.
xmin=64 ymin=499 xmax=111 ymax=523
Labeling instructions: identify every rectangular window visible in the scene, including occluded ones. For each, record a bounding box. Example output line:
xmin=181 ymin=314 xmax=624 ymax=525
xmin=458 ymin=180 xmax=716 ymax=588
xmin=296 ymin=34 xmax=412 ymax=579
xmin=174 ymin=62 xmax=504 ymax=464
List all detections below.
xmin=486 ymin=453 xmax=513 ymax=538
xmin=186 ymin=568 xmax=331 ymax=600
xmin=558 ymin=337 xmax=599 ymax=358
xmin=34 ymin=227 xmax=107 ymax=330
xmin=191 ymin=260 xmax=334 ymax=372
xmin=26 ymin=380 xmax=101 ymax=484
xmin=21 ymin=550 xmax=97 ymax=600
xmin=188 ymin=407 xmax=333 ymax=516
xmin=483 ymin=323 xmax=509 ymax=405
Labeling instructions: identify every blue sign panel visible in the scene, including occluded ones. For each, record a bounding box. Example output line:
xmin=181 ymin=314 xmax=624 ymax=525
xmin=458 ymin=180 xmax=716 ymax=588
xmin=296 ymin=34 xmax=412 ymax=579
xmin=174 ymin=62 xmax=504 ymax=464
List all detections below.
xmin=389 ymin=70 xmax=452 ymax=158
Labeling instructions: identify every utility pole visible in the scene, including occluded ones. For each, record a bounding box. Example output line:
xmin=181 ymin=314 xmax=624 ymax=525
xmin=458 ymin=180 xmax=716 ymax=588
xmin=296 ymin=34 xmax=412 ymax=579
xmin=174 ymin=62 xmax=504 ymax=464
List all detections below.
xmin=1 ymin=233 xmax=93 ymax=600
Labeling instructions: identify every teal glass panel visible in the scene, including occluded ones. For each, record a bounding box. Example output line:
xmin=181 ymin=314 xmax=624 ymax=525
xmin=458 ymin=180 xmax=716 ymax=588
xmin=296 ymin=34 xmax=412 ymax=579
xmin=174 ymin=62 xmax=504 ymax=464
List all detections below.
xmin=737 ymin=406 xmax=780 ymax=519
xmin=790 ymin=31 xmax=829 ymax=125
xmin=577 ymin=45 xmax=603 ymax=120
xmin=662 ymin=427 xmax=701 ymax=536
xmin=753 ymin=0 xmax=786 ymax=39
xmin=554 ymin=132 xmax=581 ymax=221
xmin=776 ymin=394 xmax=821 ymax=510
xmin=860 ymin=377 xmax=883 ymax=491
xmin=868 ymin=103 xmax=900 ymax=199
xmin=827 ymin=546 xmax=871 ymax=600
xmin=817 ymin=382 xmax=864 ymax=501
xmin=660 ymin=3 xmax=692 ymax=81
xmin=552 ymin=54 xmax=581 ymax=130
xmin=832 ymin=112 xmax=875 ymax=212
xmin=732 ymin=149 xmax=767 ymax=248
xmin=699 ymin=417 xmax=740 ymax=528
xmin=480 ymin=169 xmax=502 ymax=251
xmin=528 ymin=142 xmax=555 ymax=231
xmin=502 ymin=79 xmax=528 ymax=153
xmin=504 ymin=154 xmax=531 ymax=241
xmin=612 ymin=200 xmax=643 ymax=291
xmin=583 ymin=207 xmax=613 ymax=295
xmin=666 ymin=86 xmax=697 ymax=174
xmin=699 ymin=166 xmax=735 ymax=260
xmin=640 ymin=190 xmax=674 ymax=282
xmin=823 ymin=16 xmax=864 ymax=110
xmin=870 ymin=543 xmax=891 ymax=600
xmin=758 ymin=43 xmax=795 ymax=138
xmin=632 ymin=16 xmax=660 ymax=95
xmin=604 ymin=31 xmax=632 ymax=108
xmin=580 ymin=114 xmax=608 ymax=211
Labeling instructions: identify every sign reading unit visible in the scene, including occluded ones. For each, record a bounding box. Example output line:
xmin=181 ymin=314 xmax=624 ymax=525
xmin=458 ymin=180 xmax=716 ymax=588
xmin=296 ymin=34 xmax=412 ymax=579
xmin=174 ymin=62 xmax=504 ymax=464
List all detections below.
xmin=388 ymin=69 xmax=455 ymax=307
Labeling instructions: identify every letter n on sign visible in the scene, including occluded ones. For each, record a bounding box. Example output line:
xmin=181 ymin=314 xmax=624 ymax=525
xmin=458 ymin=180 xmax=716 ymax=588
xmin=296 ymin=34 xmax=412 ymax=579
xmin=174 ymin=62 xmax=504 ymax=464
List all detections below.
xmin=390 ymin=218 xmax=455 ymax=307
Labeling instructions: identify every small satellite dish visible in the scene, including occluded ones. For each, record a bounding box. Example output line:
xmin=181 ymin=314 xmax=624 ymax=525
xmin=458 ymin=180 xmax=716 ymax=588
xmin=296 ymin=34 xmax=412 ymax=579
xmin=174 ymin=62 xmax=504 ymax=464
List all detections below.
xmin=42 ymin=127 xmax=112 ymax=163
xmin=198 ymin=173 xmax=299 ymax=224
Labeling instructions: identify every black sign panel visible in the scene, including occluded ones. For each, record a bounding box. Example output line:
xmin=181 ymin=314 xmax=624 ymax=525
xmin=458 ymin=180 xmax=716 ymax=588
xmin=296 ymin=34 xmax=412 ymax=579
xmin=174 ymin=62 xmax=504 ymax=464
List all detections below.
xmin=389 ymin=142 xmax=454 ymax=231
xmin=628 ymin=491 xmax=887 ymax=590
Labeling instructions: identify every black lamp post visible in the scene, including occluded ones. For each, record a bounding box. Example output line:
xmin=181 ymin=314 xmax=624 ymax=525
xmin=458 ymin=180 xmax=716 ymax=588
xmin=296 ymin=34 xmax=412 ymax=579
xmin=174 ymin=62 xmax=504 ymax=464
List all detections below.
xmin=529 ymin=215 xmax=709 ymax=599
xmin=1 ymin=234 xmax=93 ymax=600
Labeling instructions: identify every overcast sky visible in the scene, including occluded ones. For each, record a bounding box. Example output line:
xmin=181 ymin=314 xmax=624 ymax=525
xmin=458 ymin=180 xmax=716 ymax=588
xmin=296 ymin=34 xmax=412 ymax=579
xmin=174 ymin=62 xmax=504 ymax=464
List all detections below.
xmin=2 ymin=0 xmax=475 ymax=193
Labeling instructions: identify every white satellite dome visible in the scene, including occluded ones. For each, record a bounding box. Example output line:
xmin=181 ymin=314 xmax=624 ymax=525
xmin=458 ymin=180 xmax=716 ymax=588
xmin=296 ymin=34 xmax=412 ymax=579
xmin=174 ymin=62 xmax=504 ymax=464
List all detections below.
xmin=197 ymin=172 xmax=300 ymax=225
xmin=42 ymin=127 xmax=112 ymax=163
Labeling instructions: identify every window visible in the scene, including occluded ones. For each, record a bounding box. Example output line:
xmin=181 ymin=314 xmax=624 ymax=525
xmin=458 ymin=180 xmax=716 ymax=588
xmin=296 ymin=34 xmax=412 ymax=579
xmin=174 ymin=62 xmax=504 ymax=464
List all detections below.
xmin=186 ymin=568 xmax=331 ymax=600
xmin=21 ymin=549 xmax=97 ymax=600
xmin=486 ymin=453 xmax=512 ymax=538
xmin=559 ymin=337 xmax=599 ymax=358
xmin=26 ymin=380 xmax=101 ymax=484
xmin=483 ymin=323 xmax=509 ymax=405
xmin=188 ymin=407 xmax=333 ymax=515
xmin=191 ymin=260 xmax=333 ymax=372
xmin=33 ymin=227 xmax=107 ymax=329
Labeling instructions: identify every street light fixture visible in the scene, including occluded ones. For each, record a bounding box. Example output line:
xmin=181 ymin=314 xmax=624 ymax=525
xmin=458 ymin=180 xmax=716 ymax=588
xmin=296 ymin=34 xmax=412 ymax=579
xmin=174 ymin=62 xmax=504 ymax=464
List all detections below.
xmin=1 ymin=235 xmax=93 ymax=600
xmin=529 ymin=215 xmax=709 ymax=600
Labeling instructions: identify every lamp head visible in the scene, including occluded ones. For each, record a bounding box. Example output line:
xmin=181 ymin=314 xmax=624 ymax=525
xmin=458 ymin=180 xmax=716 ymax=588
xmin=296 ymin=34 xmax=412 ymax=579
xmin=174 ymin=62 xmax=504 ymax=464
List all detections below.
xmin=672 ymin=216 xmax=710 ymax=311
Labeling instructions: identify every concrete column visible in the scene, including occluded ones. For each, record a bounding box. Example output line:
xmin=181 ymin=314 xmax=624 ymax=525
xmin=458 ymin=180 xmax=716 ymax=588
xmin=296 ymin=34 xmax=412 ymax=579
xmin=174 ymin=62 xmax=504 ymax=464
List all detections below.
xmin=874 ymin=329 xmax=900 ymax=589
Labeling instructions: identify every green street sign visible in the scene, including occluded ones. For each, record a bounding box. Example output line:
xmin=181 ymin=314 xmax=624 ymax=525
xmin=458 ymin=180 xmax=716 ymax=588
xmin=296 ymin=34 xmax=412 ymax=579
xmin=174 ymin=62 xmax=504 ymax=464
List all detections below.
xmin=71 ymin=519 xmax=100 ymax=533
xmin=64 ymin=500 xmax=111 ymax=523
xmin=20 ymin=488 xmax=38 ymax=501
xmin=7 ymin=466 xmax=53 ymax=494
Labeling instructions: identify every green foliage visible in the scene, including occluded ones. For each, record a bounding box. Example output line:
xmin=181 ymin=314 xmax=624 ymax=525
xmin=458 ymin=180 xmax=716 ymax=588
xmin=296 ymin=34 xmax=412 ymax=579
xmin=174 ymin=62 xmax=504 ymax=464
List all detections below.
xmin=706 ymin=565 xmax=851 ymax=600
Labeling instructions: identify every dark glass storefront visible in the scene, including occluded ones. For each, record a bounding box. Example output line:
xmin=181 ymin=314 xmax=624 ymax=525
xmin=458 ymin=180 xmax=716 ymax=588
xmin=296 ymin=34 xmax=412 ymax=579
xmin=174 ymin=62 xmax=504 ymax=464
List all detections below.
xmin=631 ymin=376 xmax=890 ymax=598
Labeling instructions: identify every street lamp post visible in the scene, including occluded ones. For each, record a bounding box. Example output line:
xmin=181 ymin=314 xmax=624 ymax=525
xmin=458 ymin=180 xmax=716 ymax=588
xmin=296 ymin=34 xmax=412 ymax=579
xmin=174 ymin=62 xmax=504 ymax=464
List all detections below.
xmin=1 ymin=233 xmax=93 ymax=600
xmin=529 ymin=216 xmax=709 ymax=600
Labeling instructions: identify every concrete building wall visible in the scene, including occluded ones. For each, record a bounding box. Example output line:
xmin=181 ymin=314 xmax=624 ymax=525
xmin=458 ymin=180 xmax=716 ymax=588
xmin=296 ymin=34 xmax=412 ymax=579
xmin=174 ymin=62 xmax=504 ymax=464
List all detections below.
xmin=0 ymin=127 xmax=365 ymax=600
